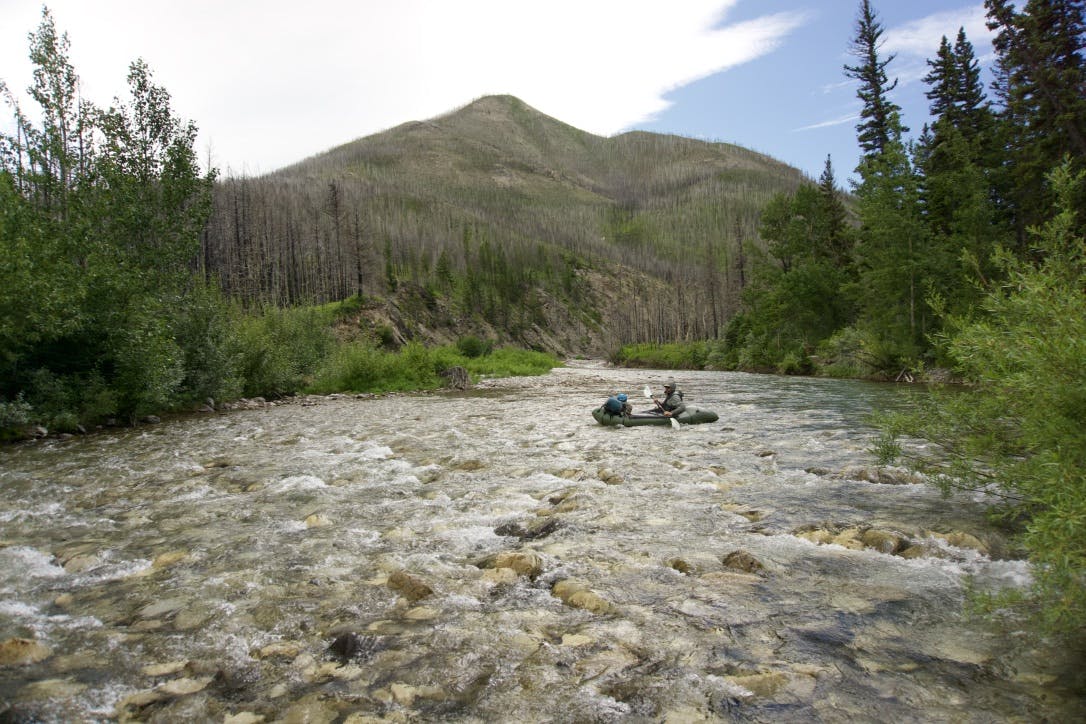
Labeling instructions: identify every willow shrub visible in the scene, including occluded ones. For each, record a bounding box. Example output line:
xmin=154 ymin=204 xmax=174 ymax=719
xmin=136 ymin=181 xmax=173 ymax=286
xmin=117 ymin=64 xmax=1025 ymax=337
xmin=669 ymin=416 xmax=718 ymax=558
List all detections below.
xmin=612 ymin=342 xmax=708 ymax=370
xmin=878 ymin=163 xmax=1086 ymax=635
xmin=234 ymin=306 xmax=337 ymax=397
xmin=308 ymin=342 xmax=559 ymax=395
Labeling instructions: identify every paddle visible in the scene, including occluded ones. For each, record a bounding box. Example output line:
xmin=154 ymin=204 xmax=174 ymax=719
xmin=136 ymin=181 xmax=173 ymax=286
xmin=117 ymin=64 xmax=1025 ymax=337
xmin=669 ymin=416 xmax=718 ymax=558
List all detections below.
xmin=643 ymin=385 xmax=680 ymax=429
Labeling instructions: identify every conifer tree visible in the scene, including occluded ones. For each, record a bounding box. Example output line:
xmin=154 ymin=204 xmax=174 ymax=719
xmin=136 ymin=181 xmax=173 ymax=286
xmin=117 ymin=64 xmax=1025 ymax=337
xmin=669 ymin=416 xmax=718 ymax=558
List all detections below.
xmin=986 ymin=0 xmax=1086 ymax=239
xmin=844 ymin=0 xmax=907 ymax=162
xmin=814 ymin=155 xmax=852 ymax=270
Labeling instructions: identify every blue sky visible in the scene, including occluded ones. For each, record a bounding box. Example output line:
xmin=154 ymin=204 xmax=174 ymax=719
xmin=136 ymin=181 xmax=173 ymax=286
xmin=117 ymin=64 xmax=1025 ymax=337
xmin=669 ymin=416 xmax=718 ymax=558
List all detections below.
xmin=637 ymin=1 xmax=994 ymax=183
xmin=1 ymin=1 xmax=995 ymax=182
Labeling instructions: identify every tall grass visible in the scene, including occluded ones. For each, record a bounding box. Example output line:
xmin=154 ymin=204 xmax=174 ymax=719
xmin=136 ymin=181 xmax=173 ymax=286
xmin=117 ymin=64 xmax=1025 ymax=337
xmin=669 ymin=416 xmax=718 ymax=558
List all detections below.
xmin=611 ymin=342 xmax=709 ymax=370
xmin=307 ymin=342 xmax=559 ymax=395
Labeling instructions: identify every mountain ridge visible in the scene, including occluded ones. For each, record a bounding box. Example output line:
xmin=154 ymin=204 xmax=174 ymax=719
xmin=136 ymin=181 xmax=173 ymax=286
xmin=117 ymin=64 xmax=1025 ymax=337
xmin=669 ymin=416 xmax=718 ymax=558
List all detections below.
xmin=204 ymin=95 xmax=808 ymax=354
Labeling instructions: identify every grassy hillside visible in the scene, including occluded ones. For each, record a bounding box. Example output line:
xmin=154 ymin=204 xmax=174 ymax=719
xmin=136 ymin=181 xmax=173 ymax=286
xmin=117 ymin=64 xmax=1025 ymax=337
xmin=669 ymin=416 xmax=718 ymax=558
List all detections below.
xmin=202 ymin=95 xmax=806 ymax=355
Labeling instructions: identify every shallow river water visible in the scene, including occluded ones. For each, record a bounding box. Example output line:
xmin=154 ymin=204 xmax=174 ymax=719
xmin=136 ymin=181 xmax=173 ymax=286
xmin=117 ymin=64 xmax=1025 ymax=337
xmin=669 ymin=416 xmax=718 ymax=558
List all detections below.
xmin=1 ymin=362 xmax=1083 ymax=722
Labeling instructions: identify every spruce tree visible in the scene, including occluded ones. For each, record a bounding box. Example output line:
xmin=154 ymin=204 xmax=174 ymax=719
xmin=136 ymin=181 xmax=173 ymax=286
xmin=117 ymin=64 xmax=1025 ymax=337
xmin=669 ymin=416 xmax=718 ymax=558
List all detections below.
xmin=986 ymin=0 xmax=1086 ymax=239
xmin=844 ymin=0 xmax=907 ymax=162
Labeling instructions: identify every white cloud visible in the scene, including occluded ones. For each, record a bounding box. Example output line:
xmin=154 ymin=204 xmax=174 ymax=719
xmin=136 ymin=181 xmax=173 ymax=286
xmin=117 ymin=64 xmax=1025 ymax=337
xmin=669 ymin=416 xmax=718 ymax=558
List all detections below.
xmin=793 ymin=112 xmax=860 ymax=133
xmin=884 ymin=4 xmax=993 ymax=59
xmin=1 ymin=0 xmax=806 ymax=174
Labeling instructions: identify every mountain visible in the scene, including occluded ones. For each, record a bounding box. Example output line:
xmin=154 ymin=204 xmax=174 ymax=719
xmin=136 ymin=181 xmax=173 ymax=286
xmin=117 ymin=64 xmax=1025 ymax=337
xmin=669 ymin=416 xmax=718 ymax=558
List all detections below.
xmin=202 ymin=95 xmax=808 ymax=355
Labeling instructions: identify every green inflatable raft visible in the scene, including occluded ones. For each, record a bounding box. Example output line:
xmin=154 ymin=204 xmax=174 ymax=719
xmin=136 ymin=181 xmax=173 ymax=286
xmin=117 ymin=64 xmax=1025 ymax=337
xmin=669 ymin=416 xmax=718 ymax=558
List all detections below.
xmin=592 ymin=406 xmax=719 ymax=427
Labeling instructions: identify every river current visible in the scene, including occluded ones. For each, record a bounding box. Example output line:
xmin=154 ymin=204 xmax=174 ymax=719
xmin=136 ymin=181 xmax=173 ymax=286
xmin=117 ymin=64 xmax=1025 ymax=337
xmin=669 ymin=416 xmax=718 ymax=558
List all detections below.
xmin=1 ymin=362 xmax=1082 ymax=722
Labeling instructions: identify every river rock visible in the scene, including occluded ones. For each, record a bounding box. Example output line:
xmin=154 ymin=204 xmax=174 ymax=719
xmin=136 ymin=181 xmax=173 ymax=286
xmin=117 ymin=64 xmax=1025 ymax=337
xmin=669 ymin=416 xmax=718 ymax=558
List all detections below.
xmin=831 ymin=528 xmax=866 ymax=550
xmin=256 ymin=642 xmax=302 ymax=660
xmin=61 ymin=553 xmax=100 ymax=573
xmin=223 ymin=713 xmax=266 ymax=724
xmin=494 ymin=517 xmax=560 ymax=540
xmin=551 ymin=579 xmax=615 ymax=614
xmin=157 ymin=676 xmax=212 ymax=696
xmin=137 ymin=597 xmax=187 ymax=620
xmin=727 ymin=671 xmax=789 ymax=698
xmin=722 ymin=550 xmax=765 ymax=574
xmin=795 ymin=528 xmax=835 ymax=545
xmin=304 ymin=513 xmax=332 ymax=528
xmin=837 ymin=465 xmax=924 ymax=485
xmin=152 ymin=550 xmax=189 ymax=568
xmin=387 ymin=570 xmax=433 ymax=602
xmin=403 ymin=606 xmax=440 ymax=620
xmin=597 ymin=467 xmax=624 ymax=485
xmin=389 ymin=682 xmax=446 ymax=707
xmin=142 ymin=660 xmax=189 ymax=676
xmin=0 ymin=637 xmax=51 ymax=665
xmin=115 ymin=690 xmax=165 ymax=720
xmin=16 ymin=678 xmax=88 ymax=701
xmin=482 ymin=567 xmax=519 ymax=584
xmin=860 ymin=529 xmax=907 ymax=554
xmin=933 ymin=531 xmax=989 ymax=554
xmin=277 ymin=692 xmax=341 ymax=723
xmin=667 ymin=558 xmax=693 ymax=574
xmin=477 ymin=551 xmax=544 ymax=579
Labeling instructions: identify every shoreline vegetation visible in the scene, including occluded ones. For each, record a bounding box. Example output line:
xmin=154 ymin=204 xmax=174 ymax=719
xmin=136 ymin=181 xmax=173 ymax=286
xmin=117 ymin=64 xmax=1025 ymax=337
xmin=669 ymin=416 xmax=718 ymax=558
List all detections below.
xmin=0 ymin=298 xmax=560 ymax=442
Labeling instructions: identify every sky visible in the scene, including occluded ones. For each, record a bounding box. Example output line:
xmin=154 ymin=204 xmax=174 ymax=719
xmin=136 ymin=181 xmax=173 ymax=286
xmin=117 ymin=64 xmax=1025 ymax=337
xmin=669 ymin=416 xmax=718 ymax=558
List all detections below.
xmin=0 ymin=1 xmax=996 ymax=182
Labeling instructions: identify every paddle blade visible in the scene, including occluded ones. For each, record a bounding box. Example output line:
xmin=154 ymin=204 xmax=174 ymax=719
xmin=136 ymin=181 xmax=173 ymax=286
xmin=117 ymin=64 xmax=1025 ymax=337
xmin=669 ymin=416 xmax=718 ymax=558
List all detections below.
xmin=643 ymin=385 xmax=652 ymax=399
xmin=670 ymin=417 xmax=680 ymax=430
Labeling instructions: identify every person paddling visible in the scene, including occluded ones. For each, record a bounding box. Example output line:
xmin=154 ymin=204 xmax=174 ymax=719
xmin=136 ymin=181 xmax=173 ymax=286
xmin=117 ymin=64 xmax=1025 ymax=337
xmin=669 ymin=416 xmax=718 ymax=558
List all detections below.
xmin=653 ymin=378 xmax=686 ymax=418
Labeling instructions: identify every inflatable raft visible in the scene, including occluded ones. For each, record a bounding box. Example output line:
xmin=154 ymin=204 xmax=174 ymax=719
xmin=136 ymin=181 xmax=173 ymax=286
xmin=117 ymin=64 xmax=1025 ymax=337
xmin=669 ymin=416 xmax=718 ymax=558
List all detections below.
xmin=592 ymin=406 xmax=719 ymax=427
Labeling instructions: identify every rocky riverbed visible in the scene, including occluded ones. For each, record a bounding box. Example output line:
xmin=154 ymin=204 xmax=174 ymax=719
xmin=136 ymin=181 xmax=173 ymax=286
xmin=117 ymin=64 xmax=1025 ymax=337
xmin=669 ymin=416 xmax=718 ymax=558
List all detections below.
xmin=1 ymin=362 xmax=1082 ymax=721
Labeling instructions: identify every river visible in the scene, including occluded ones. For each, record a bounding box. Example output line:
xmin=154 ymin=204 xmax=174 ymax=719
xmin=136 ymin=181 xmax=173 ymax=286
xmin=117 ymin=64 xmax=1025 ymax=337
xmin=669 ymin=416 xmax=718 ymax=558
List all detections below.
xmin=1 ymin=362 xmax=1082 ymax=722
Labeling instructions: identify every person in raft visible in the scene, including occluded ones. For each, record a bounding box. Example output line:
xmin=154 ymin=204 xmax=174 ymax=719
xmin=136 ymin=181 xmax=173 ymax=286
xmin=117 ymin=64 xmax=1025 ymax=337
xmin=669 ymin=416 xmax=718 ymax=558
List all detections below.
xmin=654 ymin=378 xmax=686 ymax=418
xmin=603 ymin=393 xmax=633 ymax=417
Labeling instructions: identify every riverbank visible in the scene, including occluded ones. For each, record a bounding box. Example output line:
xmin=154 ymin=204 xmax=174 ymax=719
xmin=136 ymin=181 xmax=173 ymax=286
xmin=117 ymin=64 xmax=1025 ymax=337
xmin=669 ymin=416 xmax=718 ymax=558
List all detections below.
xmin=611 ymin=340 xmax=962 ymax=384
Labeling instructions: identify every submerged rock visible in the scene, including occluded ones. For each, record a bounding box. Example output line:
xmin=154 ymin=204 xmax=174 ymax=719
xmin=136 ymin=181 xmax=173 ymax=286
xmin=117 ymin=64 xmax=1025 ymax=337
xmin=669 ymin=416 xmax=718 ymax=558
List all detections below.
xmin=476 ymin=551 xmax=544 ymax=579
xmin=551 ymin=579 xmax=615 ymax=614
xmin=723 ymin=550 xmax=765 ymax=574
xmin=837 ymin=465 xmax=924 ymax=485
xmin=387 ymin=570 xmax=433 ymax=602
xmin=0 ymin=637 xmax=51 ymax=666
xmin=494 ymin=517 xmax=560 ymax=541
xmin=597 ymin=466 xmax=624 ymax=485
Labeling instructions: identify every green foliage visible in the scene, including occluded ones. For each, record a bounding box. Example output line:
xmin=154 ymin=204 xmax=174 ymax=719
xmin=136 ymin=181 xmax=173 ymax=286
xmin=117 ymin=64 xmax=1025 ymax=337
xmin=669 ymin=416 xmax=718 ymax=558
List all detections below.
xmin=462 ymin=347 xmax=559 ymax=377
xmin=234 ymin=306 xmax=336 ymax=397
xmin=613 ymin=342 xmax=708 ymax=370
xmin=880 ymin=162 xmax=1086 ymax=634
xmin=456 ymin=335 xmax=492 ymax=358
xmin=0 ymin=395 xmax=32 ymax=433
xmin=0 ymin=11 xmax=223 ymax=435
xmin=721 ymin=163 xmax=856 ymax=374
xmin=308 ymin=341 xmax=558 ymax=394
xmin=173 ymin=281 xmax=243 ymax=404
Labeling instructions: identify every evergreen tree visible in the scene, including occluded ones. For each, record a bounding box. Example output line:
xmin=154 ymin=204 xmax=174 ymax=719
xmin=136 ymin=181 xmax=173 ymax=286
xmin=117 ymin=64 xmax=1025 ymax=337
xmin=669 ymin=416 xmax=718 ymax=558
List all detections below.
xmin=814 ymin=155 xmax=853 ymax=270
xmin=844 ymin=0 xmax=907 ymax=162
xmin=923 ymin=36 xmax=959 ymax=122
xmin=917 ymin=26 xmax=1005 ymax=322
xmin=953 ymin=28 xmax=990 ymax=140
xmin=986 ymin=0 xmax=1086 ymax=239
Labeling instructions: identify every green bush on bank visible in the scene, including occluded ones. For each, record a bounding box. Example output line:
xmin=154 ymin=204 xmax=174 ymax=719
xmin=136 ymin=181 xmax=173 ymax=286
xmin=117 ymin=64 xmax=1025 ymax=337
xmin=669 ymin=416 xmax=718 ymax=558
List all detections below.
xmin=611 ymin=342 xmax=708 ymax=370
xmin=877 ymin=164 xmax=1086 ymax=635
xmin=307 ymin=341 xmax=559 ymax=395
